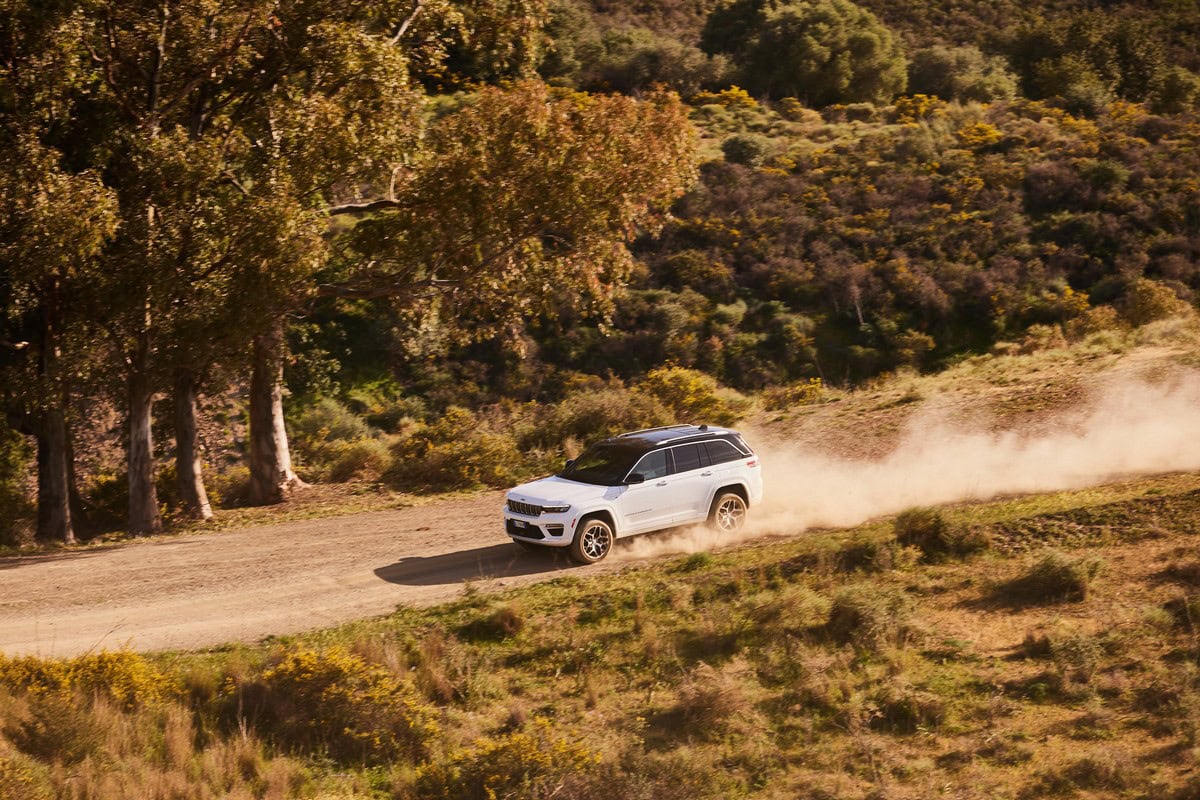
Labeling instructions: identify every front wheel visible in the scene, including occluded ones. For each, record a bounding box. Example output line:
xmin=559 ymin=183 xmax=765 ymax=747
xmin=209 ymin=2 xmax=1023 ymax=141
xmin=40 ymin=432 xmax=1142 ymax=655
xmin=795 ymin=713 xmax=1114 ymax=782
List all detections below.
xmin=709 ymin=492 xmax=747 ymax=533
xmin=569 ymin=517 xmax=614 ymax=564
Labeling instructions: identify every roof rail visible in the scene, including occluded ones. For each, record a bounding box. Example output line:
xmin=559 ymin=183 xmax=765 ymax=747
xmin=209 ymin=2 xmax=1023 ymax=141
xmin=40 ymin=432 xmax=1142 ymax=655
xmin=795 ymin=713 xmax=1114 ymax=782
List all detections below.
xmin=616 ymin=424 xmax=694 ymax=438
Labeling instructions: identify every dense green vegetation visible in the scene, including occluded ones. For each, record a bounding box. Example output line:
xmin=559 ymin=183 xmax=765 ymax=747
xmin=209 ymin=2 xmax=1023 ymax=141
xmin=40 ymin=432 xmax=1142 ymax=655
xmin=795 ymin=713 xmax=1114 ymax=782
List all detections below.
xmin=5 ymin=473 xmax=1200 ymax=797
xmin=3 ymin=0 xmax=1200 ymax=544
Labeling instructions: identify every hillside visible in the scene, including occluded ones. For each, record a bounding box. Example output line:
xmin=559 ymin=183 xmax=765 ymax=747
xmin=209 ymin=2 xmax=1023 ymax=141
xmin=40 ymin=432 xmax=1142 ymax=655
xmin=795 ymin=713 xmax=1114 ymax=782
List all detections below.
xmin=4 ymin=329 xmax=1200 ymax=797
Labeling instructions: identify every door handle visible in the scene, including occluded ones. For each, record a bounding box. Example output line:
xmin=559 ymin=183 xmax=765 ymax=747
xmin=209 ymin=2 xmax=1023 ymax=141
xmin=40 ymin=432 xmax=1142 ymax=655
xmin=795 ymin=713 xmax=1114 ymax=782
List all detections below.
xmin=655 ymin=480 xmax=668 ymax=486
xmin=701 ymin=471 xmax=713 ymax=476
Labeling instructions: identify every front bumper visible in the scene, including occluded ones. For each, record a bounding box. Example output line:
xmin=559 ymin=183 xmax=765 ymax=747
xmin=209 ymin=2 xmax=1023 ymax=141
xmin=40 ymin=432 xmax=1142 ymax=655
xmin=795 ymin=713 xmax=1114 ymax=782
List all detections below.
xmin=504 ymin=508 xmax=576 ymax=547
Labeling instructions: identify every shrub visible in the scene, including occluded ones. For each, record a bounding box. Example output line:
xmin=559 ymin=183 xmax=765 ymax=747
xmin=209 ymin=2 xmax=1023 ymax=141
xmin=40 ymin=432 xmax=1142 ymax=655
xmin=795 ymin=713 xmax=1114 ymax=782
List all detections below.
xmin=415 ymin=717 xmax=598 ymax=800
xmin=894 ymin=508 xmax=990 ymax=562
xmin=870 ymin=683 xmax=946 ymax=733
xmin=907 ymin=45 xmax=1018 ymax=103
xmin=0 ymin=754 xmax=51 ymax=800
xmin=246 ymin=647 xmax=437 ymax=763
xmin=209 ymin=464 xmax=253 ymax=508
xmin=327 ymin=438 xmax=393 ymax=483
xmin=825 ymin=583 xmax=914 ymax=652
xmin=458 ymin=604 xmax=525 ymax=642
xmin=522 ymin=385 xmax=673 ymax=451
xmin=721 ymin=134 xmax=770 ymax=167
xmin=762 ymin=378 xmax=823 ymax=411
xmin=1065 ymin=304 xmax=1125 ymax=340
xmin=673 ymin=659 xmax=756 ymax=737
xmin=385 ymin=407 xmax=529 ymax=492
xmin=6 ymin=692 xmax=106 ymax=765
xmin=637 ymin=367 xmax=748 ymax=426
xmin=0 ymin=650 xmax=178 ymax=709
xmin=1001 ymin=551 xmax=1103 ymax=604
xmin=1119 ymin=278 xmax=1189 ymax=327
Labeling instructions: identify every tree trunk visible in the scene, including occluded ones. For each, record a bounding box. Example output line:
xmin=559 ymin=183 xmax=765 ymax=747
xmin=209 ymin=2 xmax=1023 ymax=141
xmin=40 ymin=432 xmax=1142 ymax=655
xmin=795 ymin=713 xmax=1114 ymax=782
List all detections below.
xmin=249 ymin=321 xmax=304 ymax=505
xmin=173 ymin=368 xmax=213 ymax=521
xmin=35 ymin=409 xmax=74 ymax=544
xmin=127 ymin=374 xmax=162 ymax=535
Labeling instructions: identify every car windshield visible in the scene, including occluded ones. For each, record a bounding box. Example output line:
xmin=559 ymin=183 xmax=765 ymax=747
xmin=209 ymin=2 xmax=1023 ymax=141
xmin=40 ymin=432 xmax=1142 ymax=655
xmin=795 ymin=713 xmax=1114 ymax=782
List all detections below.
xmin=559 ymin=441 xmax=644 ymax=486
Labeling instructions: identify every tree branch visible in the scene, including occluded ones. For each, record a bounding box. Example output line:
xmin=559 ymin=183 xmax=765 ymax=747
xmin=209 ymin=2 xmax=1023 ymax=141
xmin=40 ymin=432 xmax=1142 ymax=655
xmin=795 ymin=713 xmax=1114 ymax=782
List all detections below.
xmin=315 ymin=277 xmax=455 ymax=300
xmin=391 ymin=0 xmax=425 ymax=45
xmin=324 ymin=198 xmax=405 ymax=217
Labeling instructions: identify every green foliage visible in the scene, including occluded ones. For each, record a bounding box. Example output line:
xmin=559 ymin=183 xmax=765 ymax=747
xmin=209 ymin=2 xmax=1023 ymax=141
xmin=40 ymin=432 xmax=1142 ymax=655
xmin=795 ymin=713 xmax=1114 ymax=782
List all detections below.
xmin=385 ymin=407 xmax=528 ymax=491
xmin=637 ymin=367 xmax=748 ymax=425
xmin=722 ymin=133 xmax=770 ymax=166
xmin=907 ymin=45 xmax=1018 ymax=102
xmin=0 ymin=423 xmax=33 ymax=548
xmin=521 ymin=384 xmax=673 ymax=451
xmin=703 ymin=0 xmax=907 ymax=105
xmin=580 ymin=26 xmax=731 ymax=96
xmin=248 ymin=647 xmax=437 ymax=763
xmin=289 ymin=399 xmax=393 ymax=482
xmin=1005 ymin=11 xmax=1170 ymax=111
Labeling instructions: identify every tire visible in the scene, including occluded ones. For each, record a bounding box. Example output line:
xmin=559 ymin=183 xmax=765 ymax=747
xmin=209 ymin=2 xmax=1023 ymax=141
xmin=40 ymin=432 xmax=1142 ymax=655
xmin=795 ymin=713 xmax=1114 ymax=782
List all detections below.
xmin=569 ymin=517 xmax=614 ymax=564
xmin=709 ymin=491 xmax=747 ymax=533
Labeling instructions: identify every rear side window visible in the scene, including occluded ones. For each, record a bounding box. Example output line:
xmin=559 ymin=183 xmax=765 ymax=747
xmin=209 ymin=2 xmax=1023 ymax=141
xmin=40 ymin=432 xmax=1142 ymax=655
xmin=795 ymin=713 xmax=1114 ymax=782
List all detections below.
xmin=705 ymin=440 xmax=744 ymax=464
xmin=729 ymin=434 xmax=753 ymax=455
xmin=669 ymin=443 xmax=708 ymax=473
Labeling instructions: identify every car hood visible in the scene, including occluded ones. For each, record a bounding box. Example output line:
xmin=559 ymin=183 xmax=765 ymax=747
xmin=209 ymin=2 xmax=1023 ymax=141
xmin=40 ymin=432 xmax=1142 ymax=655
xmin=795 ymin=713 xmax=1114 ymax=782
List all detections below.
xmin=506 ymin=475 xmax=612 ymax=507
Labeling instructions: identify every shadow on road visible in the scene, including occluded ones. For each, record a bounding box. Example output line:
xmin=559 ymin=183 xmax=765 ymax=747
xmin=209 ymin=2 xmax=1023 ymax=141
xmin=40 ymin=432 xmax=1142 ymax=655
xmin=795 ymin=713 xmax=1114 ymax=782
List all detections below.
xmin=373 ymin=543 xmax=577 ymax=587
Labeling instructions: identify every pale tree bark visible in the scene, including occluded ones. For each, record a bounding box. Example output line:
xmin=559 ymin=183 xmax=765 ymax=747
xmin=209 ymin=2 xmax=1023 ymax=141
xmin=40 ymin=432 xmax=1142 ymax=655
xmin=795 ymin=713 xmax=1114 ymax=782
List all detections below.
xmin=173 ymin=368 xmax=213 ymax=521
xmin=249 ymin=320 xmax=304 ymax=505
xmin=127 ymin=370 xmax=162 ymax=535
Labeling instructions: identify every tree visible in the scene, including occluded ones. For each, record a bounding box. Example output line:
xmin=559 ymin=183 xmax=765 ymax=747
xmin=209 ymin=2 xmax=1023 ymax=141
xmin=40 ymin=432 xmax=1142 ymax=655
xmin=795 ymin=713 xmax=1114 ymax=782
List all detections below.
xmin=701 ymin=0 xmax=907 ymax=105
xmin=0 ymin=2 xmax=121 ymax=544
xmin=907 ymin=45 xmax=1017 ymax=103
xmin=320 ymin=80 xmax=697 ymax=352
xmin=0 ymin=138 xmax=118 ymax=544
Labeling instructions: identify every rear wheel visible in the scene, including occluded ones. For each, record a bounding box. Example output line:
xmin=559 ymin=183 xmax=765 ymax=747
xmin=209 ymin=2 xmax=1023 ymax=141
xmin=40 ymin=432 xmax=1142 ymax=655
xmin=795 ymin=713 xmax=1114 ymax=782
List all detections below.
xmin=709 ymin=492 xmax=747 ymax=533
xmin=569 ymin=517 xmax=614 ymax=564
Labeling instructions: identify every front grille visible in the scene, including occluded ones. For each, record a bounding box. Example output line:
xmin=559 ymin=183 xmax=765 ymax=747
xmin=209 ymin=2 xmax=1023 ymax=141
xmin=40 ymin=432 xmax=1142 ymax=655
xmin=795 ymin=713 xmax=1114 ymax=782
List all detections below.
xmin=507 ymin=499 xmax=542 ymax=516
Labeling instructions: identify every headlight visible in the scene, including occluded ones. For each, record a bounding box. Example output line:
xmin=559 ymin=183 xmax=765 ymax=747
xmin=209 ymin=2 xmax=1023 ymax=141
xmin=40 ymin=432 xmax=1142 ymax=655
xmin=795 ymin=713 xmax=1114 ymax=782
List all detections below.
xmin=542 ymin=504 xmax=570 ymax=514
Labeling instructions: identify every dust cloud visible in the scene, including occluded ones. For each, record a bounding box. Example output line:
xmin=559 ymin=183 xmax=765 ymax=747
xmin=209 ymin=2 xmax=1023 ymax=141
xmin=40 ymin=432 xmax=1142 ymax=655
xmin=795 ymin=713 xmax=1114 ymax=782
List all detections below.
xmin=613 ymin=371 xmax=1200 ymax=561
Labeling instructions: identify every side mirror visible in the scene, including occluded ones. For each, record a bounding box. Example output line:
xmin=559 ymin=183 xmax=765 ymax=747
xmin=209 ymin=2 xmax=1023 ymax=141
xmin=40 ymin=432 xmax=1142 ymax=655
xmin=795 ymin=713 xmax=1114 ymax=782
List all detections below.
xmin=625 ymin=473 xmax=645 ymax=484
xmin=565 ymin=459 xmax=575 ymax=470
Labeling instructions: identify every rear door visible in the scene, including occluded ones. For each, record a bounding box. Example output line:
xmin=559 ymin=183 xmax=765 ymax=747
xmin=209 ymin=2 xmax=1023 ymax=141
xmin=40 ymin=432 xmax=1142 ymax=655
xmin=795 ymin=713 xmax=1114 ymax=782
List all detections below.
xmin=666 ymin=443 xmax=715 ymax=523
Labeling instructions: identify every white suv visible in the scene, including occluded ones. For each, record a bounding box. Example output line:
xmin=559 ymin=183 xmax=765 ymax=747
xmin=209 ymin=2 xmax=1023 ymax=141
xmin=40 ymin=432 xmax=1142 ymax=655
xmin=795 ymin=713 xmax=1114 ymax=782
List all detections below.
xmin=503 ymin=424 xmax=763 ymax=563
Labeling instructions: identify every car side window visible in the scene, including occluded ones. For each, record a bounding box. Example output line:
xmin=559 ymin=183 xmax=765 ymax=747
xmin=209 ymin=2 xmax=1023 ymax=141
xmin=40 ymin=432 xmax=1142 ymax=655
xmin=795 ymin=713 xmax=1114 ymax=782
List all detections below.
xmin=670 ymin=443 xmax=706 ymax=474
xmin=630 ymin=449 xmax=669 ymax=480
xmin=704 ymin=440 xmax=743 ymax=464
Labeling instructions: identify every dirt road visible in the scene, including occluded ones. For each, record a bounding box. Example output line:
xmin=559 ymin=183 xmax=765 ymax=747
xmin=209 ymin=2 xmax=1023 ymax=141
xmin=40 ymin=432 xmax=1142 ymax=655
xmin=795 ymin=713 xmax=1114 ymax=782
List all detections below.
xmin=0 ymin=493 xmax=633 ymax=657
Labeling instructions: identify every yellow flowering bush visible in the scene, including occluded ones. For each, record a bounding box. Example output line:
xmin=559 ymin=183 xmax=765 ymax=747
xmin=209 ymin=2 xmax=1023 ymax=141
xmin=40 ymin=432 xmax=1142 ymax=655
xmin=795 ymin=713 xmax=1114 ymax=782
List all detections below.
xmin=415 ymin=718 xmax=599 ymax=800
xmin=248 ymin=646 xmax=438 ymax=763
xmin=0 ymin=650 xmax=178 ymax=709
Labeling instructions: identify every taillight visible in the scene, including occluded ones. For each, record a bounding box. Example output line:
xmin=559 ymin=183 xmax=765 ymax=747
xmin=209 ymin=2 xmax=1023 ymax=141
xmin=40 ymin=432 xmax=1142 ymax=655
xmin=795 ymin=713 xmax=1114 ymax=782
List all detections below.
xmin=746 ymin=459 xmax=758 ymax=467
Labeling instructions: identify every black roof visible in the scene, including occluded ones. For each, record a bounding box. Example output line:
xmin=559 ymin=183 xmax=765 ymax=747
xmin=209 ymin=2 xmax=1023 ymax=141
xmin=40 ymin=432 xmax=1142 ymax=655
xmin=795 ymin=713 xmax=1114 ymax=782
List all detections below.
xmin=608 ymin=424 xmax=738 ymax=450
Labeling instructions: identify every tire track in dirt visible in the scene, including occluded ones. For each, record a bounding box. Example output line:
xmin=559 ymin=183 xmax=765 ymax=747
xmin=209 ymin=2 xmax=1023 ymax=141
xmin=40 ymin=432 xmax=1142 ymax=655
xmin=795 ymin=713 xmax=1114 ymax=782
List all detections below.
xmin=0 ymin=493 xmax=621 ymax=656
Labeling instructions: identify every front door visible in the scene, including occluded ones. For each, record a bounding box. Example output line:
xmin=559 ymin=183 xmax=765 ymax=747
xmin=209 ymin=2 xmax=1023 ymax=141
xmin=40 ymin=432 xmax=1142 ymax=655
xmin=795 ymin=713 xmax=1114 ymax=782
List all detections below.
xmin=613 ymin=449 xmax=674 ymax=534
